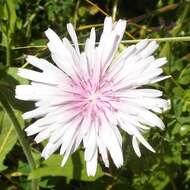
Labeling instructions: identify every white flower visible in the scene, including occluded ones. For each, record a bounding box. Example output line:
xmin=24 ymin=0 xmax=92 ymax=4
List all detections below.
xmin=16 ymin=17 xmax=170 ymax=176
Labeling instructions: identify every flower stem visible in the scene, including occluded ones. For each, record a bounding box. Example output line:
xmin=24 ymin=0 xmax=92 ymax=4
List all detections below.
xmin=0 ymin=92 xmax=38 ymax=190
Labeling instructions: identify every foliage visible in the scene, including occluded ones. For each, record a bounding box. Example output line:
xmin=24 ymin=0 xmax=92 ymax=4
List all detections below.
xmin=0 ymin=0 xmax=190 ymax=189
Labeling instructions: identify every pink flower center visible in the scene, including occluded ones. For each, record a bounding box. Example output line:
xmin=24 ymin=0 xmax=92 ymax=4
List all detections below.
xmin=68 ymin=76 xmax=119 ymax=121
xmin=88 ymin=92 xmax=101 ymax=103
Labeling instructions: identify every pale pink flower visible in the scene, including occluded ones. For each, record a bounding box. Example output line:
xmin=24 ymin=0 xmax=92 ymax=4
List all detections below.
xmin=16 ymin=17 xmax=170 ymax=176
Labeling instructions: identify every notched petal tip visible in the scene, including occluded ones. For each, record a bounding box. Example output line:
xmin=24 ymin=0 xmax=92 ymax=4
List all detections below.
xmin=104 ymin=16 xmax=112 ymax=22
xmin=25 ymin=55 xmax=38 ymax=65
xmin=66 ymin=23 xmax=73 ymax=29
xmin=44 ymin=28 xmax=53 ymax=35
xmin=17 ymin=68 xmax=23 ymax=74
xmin=44 ymin=28 xmax=59 ymax=42
xmin=136 ymin=39 xmax=149 ymax=50
xmin=26 ymin=55 xmax=33 ymax=61
xmin=22 ymin=113 xmax=29 ymax=120
xmin=41 ymin=152 xmax=49 ymax=160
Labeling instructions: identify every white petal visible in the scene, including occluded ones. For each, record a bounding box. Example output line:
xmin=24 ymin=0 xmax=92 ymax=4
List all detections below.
xmin=34 ymin=130 xmax=50 ymax=143
xmin=135 ymin=39 xmax=149 ymax=51
xmin=100 ymin=19 xmax=126 ymax=72
xmin=49 ymin=124 xmax=68 ymax=143
xmin=84 ymin=122 xmax=97 ymax=161
xmin=98 ymin=17 xmax=113 ymax=50
xmin=60 ymin=118 xmax=81 ymax=155
xmin=17 ymin=68 xmax=57 ymax=85
xmin=25 ymin=125 xmax=46 ymax=136
xmin=42 ymin=140 xmax=62 ymax=159
xmin=86 ymin=148 xmax=98 ymax=176
xmin=148 ymin=57 xmax=167 ymax=69
xmin=120 ymin=121 xmax=155 ymax=153
xmin=22 ymin=106 xmax=57 ymax=119
xmin=108 ymin=45 xmax=136 ymax=76
xmin=135 ymin=132 xmax=155 ymax=153
xmin=118 ymin=102 xmax=165 ymax=129
xmin=89 ymin=28 xmax=96 ymax=47
xmin=99 ymin=113 xmax=123 ymax=168
xmin=118 ymin=113 xmax=150 ymax=131
xmin=150 ymin=75 xmax=171 ymax=83
xmin=132 ymin=136 xmax=141 ymax=157
xmin=97 ymin=136 xmax=109 ymax=167
xmin=101 ymin=34 xmax=120 ymax=72
xmin=45 ymin=28 xmax=76 ymax=77
xmin=140 ymin=41 xmax=158 ymax=58
xmin=61 ymin=135 xmax=77 ymax=167
xmin=120 ymin=89 xmax=163 ymax=98
xmin=67 ymin=23 xmax=80 ymax=54
xmin=26 ymin=55 xmax=66 ymax=78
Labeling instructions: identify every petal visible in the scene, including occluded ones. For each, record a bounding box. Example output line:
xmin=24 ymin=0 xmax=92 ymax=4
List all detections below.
xmin=84 ymin=122 xmax=97 ymax=161
xmin=99 ymin=113 xmax=123 ymax=168
xmin=45 ymin=28 xmax=76 ymax=77
xmin=140 ymin=41 xmax=158 ymax=58
xmin=132 ymin=136 xmax=141 ymax=157
xmin=99 ymin=19 xmax=126 ymax=72
xmin=120 ymin=121 xmax=155 ymax=153
xmin=60 ymin=118 xmax=81 ymax=155
xmin=67 ymin=23 xmax=80 ymax=54
xmin=22 ymin=106 xmax=54 ymax=119
xmin=98 ymin=17 xmax=113 ymax=50
xmin=34 ymin=130 xmax=50 ymax=143
xmin=42 ymin=140 xmax=62 ymax=159
xmin=86 ymin=148 xmax=98 ymax=176
xmin=26 ymin=55 xmax=66 ymax=78
xmin=17 ymin=68 xmax=57 ymax=85
xmin=97 ymin=136 xmax=109 ymax=167
xmin=84 ymin=28 xmax=96 ymax=75
xmin=135 ymin=39 xmax=149 ymax=51
xmin=117 ymin=102 xmax=165 ymax=129
xmin=150 ymin=75 xmax=171 ymax=84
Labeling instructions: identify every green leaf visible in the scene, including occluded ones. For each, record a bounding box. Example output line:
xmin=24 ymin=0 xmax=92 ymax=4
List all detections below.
xmin=0 ymin=66 xmax=28 ymax=171
xmin=180 ymin=124 xmax=190 ymax=137
xmin=178 ymin=67 xmax=190 ymax=85
xmin=0 ymin=67 xmax=28 ymax=86
xmin=0 ymin=67 xmax=31 ymax=112
xmin=28 ymin=151 xmax=104 ymax=181
xmin=0 ymin=110 xmax=24 ymax=171
xmin=149 ymin=170 xmax=170 ymax=190
xmin=6 ymin=0 xmax=17 ymax=35
xmin=0 ymin=0 xmax=17 ymax=47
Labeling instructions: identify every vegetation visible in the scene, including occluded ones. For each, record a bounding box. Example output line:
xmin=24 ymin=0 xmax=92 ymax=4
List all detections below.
xmin=0 ymin=0 xmax=190 ymax=189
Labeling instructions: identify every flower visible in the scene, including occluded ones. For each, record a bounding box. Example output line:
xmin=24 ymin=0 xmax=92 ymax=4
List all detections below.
xmin=16 ymin=17 xmax=170 ymax=176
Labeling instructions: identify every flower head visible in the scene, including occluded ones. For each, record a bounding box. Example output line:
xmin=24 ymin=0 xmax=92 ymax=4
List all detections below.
xmin=16 ymin=17 xmax=170 ymax=176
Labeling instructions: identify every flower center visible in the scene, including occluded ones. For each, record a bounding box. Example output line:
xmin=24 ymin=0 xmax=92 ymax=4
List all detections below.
xmin=88 ymin=92 xmax=100 ymax=103
xmin=69 ymin=76 xmax=118 ymax=120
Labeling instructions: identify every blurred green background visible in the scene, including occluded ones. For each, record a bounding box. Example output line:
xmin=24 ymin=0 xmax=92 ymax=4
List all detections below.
xmin=0 ymin=0 xmax=190 ymax=189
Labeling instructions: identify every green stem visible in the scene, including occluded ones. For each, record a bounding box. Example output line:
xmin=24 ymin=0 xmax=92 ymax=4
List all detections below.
xmin=121 ymin=36 xmax=190 ymax=44
xmin=0 ymin=92 xmax=38 ymax=190
xmin=5 ymin=1 xmax=11 ymax=67
xmin=6 ymin=38 xmax=11 ymax=67
xmin=112 ymin=0 xmax=119 ymax=20
xmin=73 ymin=0 xmax=80 ymax=29
xmin=160 ymin=2 xmax=189 ymax=57
xmin=171 ymin=3 xmax=190 ymax=36
xmin=11 ymin=36 xmax=190 ymax=50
